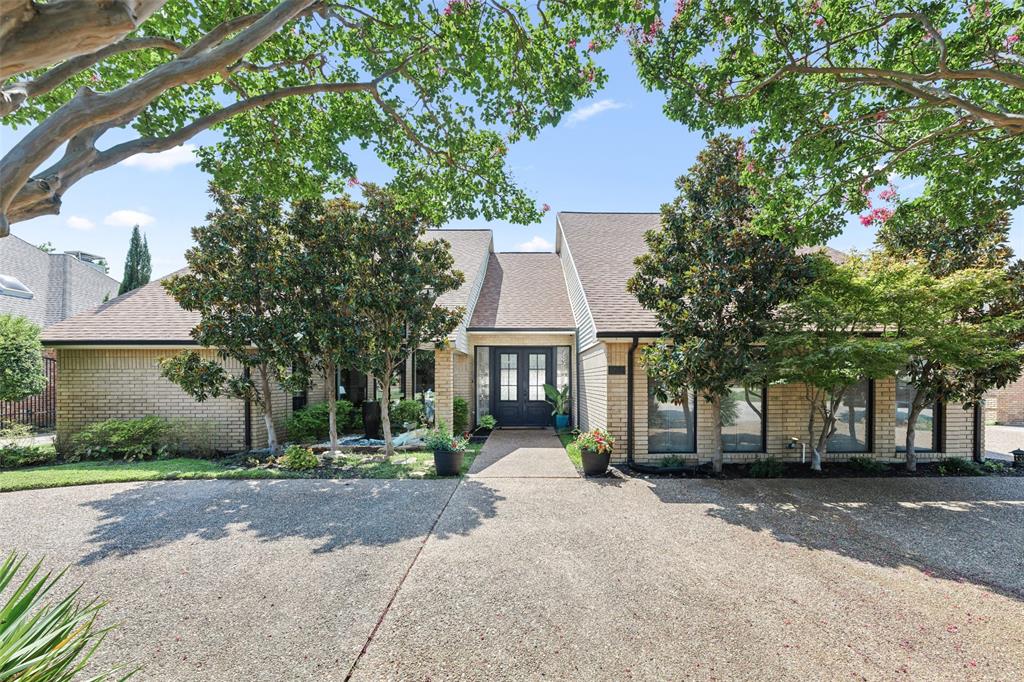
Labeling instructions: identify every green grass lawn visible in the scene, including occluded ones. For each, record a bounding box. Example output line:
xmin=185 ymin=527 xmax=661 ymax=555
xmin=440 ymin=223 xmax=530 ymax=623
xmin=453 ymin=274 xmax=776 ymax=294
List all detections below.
xmin=557 ymin=432 xmax=582 ymax=470
xmin=0 ymin=444 xmax=484 ymax=492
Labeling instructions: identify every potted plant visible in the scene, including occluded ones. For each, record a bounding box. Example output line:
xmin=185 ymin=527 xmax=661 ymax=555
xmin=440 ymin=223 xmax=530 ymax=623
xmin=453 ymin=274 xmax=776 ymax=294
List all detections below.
xmin=424 ymin=421 xmax=469 ymax=476
xmin=470 ymin=414 xmax=497 ymax=444
xmin=575 ymin=427 xmax=614 ymax=476
xmin=543 ymin=383 xmax=571 ymax=430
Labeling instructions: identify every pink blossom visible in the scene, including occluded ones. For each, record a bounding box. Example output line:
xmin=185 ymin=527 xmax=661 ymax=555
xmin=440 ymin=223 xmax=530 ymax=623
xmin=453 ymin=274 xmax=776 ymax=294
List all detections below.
xmin=860 ymin=207 xmax=894 ymax=225
xmin=587 ymin=39 xmax=597 ymax=52
xmin=542 ymin=203 xmax=551 ymax=213
xmin=673 ymin=0 xmax=690 ymax=22
xmin=879 ymin=186 xmax=898 ymax=201
xmin=809 ymin=0 xmax=821 ymax=11
xmin=875 ymin=110 xmax=888 ymax=121
xmin=814 ymin=17 xmax=826 ymax=28
xmin=1006 ymin=33 xmax=1020 ymax=49
xmin=859 ymin=214 xmax=873 ymax=227
xmin=347 ymin=177 xmax=360 ymax=187
xmin=723 ymin=15 xmax=734 ymax=27
xmin=568 ymin=38 xmax=578 ymax=49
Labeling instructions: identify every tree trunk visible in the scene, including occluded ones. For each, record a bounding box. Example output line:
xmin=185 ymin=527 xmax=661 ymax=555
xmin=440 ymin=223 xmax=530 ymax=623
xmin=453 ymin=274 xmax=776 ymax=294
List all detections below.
xmin=905 ymin=399 xmax=926 ymax=473
xmin=326 ymin=358 xmax=338 ymax=455
xmin=812 ymin=427 xmax=830 ymax=472
xmin=258 ymin=363 xmax=278 ymax=453
xmin=379 ymin=367 xmax=394 ymax=459
xmin=708 ymin=393 xmax=723 ymax=474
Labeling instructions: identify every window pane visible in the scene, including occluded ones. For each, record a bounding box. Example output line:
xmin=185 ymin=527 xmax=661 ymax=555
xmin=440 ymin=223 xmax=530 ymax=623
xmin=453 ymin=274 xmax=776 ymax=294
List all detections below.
xmin=476 ymin=347 xmax=490 ymax=424
xmin=722 ymin=386 xmax=764 ymax=452
xmin=500 ymin=353 xmax=517 ymax=401
xmin=829 ymin=379 xmax=870 ymax=452
xmin=647 ymin=379 xmax=696 ymax=453
xmin=895 ymin=377 xmax=935 ymax=452
xmin=556 ymin=347 xmax=570 ymax=391
xmin=528 ymin=353 xmax=545 ymax=400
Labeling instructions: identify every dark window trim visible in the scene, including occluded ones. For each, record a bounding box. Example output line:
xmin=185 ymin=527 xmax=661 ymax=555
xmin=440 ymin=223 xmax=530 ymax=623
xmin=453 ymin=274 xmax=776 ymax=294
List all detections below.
xmin=646 ymin=379 xmax=698 ymax=455
xmin=895 ymin=378 xmax=943 ymax=454
xmin=828 ymin=378 xmax=873 ymax=454
xmin=722 ymin=384 xmax=768 ymax=454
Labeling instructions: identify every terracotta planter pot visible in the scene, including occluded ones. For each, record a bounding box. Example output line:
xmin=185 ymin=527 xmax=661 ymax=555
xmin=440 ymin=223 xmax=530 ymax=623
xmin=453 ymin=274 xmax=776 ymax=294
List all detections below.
xmin=580 ymin=447 xmax=610 ymax=476
xmin=433 ymin=448 xmax=464 ymax=476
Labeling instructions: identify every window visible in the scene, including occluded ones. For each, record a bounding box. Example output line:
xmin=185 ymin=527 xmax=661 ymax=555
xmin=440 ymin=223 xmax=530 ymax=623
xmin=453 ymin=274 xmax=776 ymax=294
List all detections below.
xmin=476 ymin=347 xmax=490 ymax=423
xmin=895 ymin=377 xmax=940 ymax=452
xmin=337 ymin=367 xmax=368 ymax=404
xmin=499 ymin=353 xmax=517 ymax=401
xmin=722 ymin=385 xmax=765 ymax=452
xmin=829 ymin=379 xmax=871 ymax=453
xmin=556 ymin=346 xmax=570 ymax=392
xmin=648 ymin=380 xmax=697 ymax=453
xmin=528 ymin=353 xmax=546 ymax=401
xmin=414 ymin=349 xmax=435 ymax=423
xmin=0 ymin=274 xmax=33 ymax=299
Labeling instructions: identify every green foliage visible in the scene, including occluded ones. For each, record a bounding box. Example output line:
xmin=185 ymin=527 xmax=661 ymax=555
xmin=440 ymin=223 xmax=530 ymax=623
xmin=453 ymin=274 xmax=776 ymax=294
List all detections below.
xmin=0 ymin=442 xmax=56 ymax=469
xmin=452 ymin=397 xmax=469 ymax=435
xmin=981 ymin=459 xmax=1007 ymax=474
xmin=286 ymin=401 xmax=357 ymax=443
xmin=0 ymin=314 xmax=46 ymax=402
xmin=634 ymin=2 xmax=1024 ymax=244
xmin=846 ymin=456 xmax=890 ymax=474
xmin=391 ymin=399 xmax=425 ymax=432
xmin=424 ymin=421 xmax=468 ymax=453
xmin=749 ymin=457 xmax=785 ymax=479
xmin=36 ymin=241 xmax=54 ymax=253
xmin=543 ymin=383 xmax=571 ymax=415
xmin=118 ymin=226 xmax=152 ymax=295
xmin=69 ymin=417 xmax=171 ymax=461
xmin=937 ymin=457 xmax=985 ymax=476
xmin=659 ymin=455 xmax=688 ymax=468
xmin=0 ymin=552 xmax=130 ymax=680
xmin=279 ymin=445 xmax=318 ymax=471
xmin=477 ymin=414 xmax=497 ymax=430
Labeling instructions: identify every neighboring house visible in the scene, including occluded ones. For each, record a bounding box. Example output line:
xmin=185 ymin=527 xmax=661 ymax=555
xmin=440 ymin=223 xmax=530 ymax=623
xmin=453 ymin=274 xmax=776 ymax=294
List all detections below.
xmin=41 ymin=218 xmax=984 ymax=463
xmin=985 ymin=376 xmax=1024 ymax=425
xmin=0 ymin=233 xmax=119 ymax=327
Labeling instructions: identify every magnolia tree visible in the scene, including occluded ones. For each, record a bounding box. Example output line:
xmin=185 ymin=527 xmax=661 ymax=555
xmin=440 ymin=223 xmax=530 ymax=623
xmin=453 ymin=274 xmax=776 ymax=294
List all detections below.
xmin=159 ymin=186 xmax=304 ymax=452
xmin=767 ymin=255 xmax=911 ymax=471
xmin=633 ymin=1 xmax=1024 ymax=244
xmin=0 ymin=0 xmax=658 ymax=236
xmin=327 ymin=184 xmax=465 ymax=458
xmin=628 ymin=136 xmax=815 ymax=473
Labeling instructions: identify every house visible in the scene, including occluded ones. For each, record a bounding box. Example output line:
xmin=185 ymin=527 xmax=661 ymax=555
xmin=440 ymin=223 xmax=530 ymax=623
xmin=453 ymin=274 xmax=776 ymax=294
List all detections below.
xmin=985 ymin=376 xmax=1024 ymax=425
xmin=40 ymin=216 xmax=984 ymax=463
xmin=0 ymin=233 xmax=119 ymax=327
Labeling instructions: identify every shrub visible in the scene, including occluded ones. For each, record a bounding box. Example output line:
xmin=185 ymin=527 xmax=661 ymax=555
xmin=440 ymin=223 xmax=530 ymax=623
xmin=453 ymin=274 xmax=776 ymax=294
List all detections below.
xmin=981 ymin=459 xmax=1007 ymax=474
xmin=0 ymin=443 xmax=56 ymax=468
xmin=846 ymin=456 xmax=889 ymax=474
xmin=0 ymin=552 xmax=129 ymax=679
xmin=424 ymin=421 xmax=468 ymax=452
xmin=0 ymin=314 xmax=47 ymax=402
xmin=452 ymin=396 xmax=469 ymax=434
xmin=749 ymin=457 xmax=785 ymax=478
xmin=937 ymin=457 xmax=985 ymax=476
xmin=391 ymin=399 xmax=425 ymax=432
xmin=477 ymin=414 xmax=497 ymax=430
xmin=70 ymin=416 xmax=171 ymax=461
xmin=659 ymin=455 xmax=688 ymax=468
xmin=286 ymin=400 xmax=356 ymax=443
xmin=280 ymin=445 xmax=318 ymax=470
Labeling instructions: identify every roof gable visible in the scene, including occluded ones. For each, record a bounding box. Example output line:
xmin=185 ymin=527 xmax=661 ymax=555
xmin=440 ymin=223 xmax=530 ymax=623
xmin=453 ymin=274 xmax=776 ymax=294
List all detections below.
xmin=469 ymin=253 xmax=575 ymax=330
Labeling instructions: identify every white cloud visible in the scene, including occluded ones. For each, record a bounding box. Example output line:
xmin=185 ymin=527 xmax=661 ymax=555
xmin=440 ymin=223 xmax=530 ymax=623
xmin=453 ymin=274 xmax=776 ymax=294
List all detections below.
xmin=66 ymin=215 xmax=95 ymax=230
xmin=566 ymin=98 xmax=625 ymax=126
xmin=517 ymin=235 xmax=553 ymax=252
xmin=121 ymin=144 xmax=197 ymax=171
xmin=104 ymin=209 xmax=155 ymax=228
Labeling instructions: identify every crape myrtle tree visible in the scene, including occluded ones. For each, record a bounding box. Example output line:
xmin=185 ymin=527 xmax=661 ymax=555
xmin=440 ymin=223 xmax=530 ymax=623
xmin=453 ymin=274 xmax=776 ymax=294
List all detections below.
xmin=0 ymin=0 xmax=659 ymax=236
xmin=627 ymin=136 xmax=816 ymax=473
xmin=767 ymin=254 xmax=910 ymax=471
xmin=118 ymin=225 xmax=152 ymax=295
xmin=336 ymin=184 xmax=465 ymax=459
xmin=159 ymin=185 xmax=305 ymax=453
xmin=633 ymin=1 xmax=1024 ymax=244
xmin=0 ymin=313 xmax=47 ymax=402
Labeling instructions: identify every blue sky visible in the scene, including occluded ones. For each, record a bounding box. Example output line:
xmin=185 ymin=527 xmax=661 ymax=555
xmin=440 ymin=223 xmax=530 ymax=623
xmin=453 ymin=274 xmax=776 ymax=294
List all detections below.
xmin=3 ymin=42 xmax=1022 ymax=282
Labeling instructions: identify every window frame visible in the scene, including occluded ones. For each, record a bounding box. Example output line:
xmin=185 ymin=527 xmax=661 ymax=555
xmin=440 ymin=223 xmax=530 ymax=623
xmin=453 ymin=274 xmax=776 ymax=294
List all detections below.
xmin=827 ymin=378 xmax=874 ymax=454
xmin=722 ymin=384 xmax=768 ymax=454
xmin=895 ymin=377 xmax=943 ymax=454
xmin=646 ymin=380 xmax=698 ymax=455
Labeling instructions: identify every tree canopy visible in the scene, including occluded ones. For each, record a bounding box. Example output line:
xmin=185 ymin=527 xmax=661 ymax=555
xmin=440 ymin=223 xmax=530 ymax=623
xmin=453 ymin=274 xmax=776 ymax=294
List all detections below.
xmin=633 ymin=1 xmax=1024 ymax=244
xmin=118 ymin=225 xmax=152 ymax=295
xmin=0 ymin=313 xmax=46 ymax=403
xmin=0 ymin=0 xmax=656 ymax=236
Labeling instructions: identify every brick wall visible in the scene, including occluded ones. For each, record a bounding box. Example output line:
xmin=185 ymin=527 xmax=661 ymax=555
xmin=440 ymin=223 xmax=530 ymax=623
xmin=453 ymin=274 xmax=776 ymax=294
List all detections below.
xmin=55 ymin=347 xmax=292 ymax=452
xmin=984 ymin=375 xmax=1024 ymax=425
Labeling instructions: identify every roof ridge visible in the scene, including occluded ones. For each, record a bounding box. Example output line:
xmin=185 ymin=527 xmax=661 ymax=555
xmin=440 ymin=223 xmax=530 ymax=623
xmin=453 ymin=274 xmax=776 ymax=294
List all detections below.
xmin=557 ymin=211 xmax=659 ymax=215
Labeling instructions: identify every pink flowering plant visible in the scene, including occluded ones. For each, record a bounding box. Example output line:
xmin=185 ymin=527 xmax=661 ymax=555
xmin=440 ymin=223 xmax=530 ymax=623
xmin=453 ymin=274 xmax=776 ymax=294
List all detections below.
xmin=424 ymin=421 xmax=469 ymax=452
xmin=575 ymin=428 xmax=614 ymax=455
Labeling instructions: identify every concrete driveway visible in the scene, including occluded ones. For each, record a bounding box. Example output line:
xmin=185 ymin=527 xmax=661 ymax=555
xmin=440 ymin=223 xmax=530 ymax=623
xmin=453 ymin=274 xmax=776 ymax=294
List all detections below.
xmin=1 ymin=471 xmax=1022 ymax=680
xmin=986 ymin=423 xmax=1024 ymax=459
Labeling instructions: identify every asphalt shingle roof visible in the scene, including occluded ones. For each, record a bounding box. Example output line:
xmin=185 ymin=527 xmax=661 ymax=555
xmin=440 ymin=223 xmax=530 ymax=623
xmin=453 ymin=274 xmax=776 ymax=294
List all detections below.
xmin=469 ymin=253 xmax=575 ymax=330
xmin=423 ymin=229 xmax=492 ymax=310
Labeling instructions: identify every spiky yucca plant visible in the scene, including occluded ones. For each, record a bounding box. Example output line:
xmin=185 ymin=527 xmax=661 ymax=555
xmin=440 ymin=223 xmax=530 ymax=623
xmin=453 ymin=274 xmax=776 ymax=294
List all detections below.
xmin=0 ymin=552 xmax=132 ymax=681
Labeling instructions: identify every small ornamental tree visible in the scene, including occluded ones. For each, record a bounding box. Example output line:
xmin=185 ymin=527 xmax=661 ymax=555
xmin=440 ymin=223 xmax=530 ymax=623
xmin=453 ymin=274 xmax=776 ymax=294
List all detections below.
xmin=767 ymin=255 xmax=911 ymax=471
xmin=118 ymin=225 xmax=152 ymax=295
xmin=627 ymin=136 xmax=814 ymax=473
xmin=0 ymin=313 xmax=46 ymax=402
xmin=339 ymin=184 xmax=464 ymax=458
xmin=160 ymin=186 xmax=303 ymax=452
xmin=633 ymin=2 xmax=1024 ymax=244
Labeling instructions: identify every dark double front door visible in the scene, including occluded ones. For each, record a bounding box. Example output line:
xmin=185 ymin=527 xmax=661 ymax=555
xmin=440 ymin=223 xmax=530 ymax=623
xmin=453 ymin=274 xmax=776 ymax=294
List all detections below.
xmin=491 ymin=347 xmax=553 ymax=427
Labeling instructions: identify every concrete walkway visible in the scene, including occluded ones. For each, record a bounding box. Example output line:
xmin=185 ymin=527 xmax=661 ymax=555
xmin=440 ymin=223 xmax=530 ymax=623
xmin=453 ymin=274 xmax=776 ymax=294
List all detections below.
xmin=468 ymin=428 xmax=579 ymax=478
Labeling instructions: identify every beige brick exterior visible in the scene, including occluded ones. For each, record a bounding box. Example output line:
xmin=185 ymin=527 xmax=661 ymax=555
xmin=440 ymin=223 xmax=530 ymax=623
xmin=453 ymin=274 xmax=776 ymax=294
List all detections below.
xmin=55 ymin=347 xmax=292 ymax=452
xmin=575 ymin=341 xmax=980 ymax=466
xmin=984 ymin=375 xmax=1024 ymax=425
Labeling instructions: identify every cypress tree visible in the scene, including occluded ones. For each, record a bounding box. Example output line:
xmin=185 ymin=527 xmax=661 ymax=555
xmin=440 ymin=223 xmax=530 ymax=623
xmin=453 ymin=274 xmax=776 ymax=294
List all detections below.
xmin=118 ymin=226 xmax=152 ymax=295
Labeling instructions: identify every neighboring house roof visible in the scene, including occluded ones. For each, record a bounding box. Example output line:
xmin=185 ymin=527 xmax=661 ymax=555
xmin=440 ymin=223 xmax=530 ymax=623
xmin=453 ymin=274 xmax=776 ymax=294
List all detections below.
xmin=557 ymin=211 xmax=848 ymax=336
xmin=422 ymin=229 xmax=493 ymax=311
xmin=42 ymin=270 xmax=199 ymax=345
xmin=469 ymin=253 xmax=575 ymax=330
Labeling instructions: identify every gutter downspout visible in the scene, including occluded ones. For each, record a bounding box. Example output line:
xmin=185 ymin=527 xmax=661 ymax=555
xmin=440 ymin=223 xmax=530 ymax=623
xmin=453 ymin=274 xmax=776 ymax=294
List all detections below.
xmin=972 ymin=403 xmax=982 ymax=462
xmin=626 ymin=336 xmax=639 ymax=466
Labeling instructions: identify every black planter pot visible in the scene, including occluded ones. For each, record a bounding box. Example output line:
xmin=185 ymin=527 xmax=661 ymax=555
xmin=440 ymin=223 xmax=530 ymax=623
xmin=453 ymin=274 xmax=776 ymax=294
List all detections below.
xmin=580 ymin=448 xmax=610 ymax=476
xmin=434 ymin=448 xmax=465 ymax=476
xmin=362 ymin=401 xmax=382 ymax=439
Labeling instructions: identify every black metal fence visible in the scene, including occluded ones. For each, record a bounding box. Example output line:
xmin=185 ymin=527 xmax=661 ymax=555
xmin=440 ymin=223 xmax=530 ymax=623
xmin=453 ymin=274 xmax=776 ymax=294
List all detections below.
xmin=0 ymin=356 xmax=56 ymax=430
